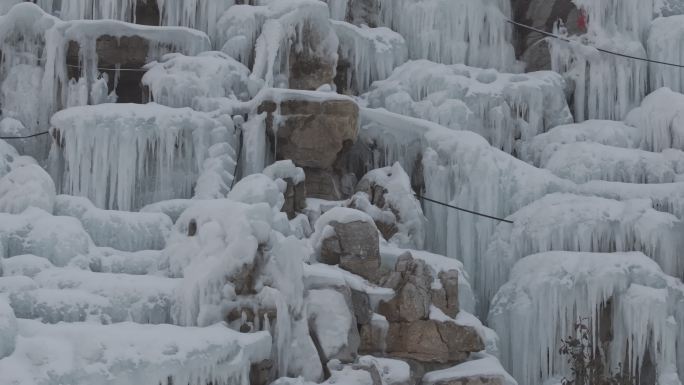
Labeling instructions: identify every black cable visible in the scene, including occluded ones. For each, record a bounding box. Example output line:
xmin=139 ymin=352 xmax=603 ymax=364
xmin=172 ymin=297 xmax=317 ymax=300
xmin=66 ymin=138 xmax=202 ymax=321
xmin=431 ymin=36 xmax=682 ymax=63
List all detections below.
xmin=505 ymin=18 xmax=684 ymax=69
xmin=414 ymin=193 xmax=514 ymax=224
xmin=0 ymin=131 xmax=51 ymax=140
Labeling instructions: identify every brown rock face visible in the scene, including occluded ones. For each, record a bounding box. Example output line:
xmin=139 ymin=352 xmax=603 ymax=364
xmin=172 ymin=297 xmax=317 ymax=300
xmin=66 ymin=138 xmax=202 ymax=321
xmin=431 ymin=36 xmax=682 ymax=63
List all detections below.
xmin=259 ymin=95 xmax=359 ymax=200
xmin=282 ymin=177 xmax=307 ymax=219
xmin=385 ymin=320 xmax=484 ymax=364
xmin=379 ymin=253 xmax=432 ymax=322
xmin=511 ymin=0 xmax=581 ymax=71
xmin=431 ymin=270 xmax=460 ymax=319
xmin=67 ymin=35 xmax=149 ymax=103
xmin=319 ymin=220 xmax=381 ymax=282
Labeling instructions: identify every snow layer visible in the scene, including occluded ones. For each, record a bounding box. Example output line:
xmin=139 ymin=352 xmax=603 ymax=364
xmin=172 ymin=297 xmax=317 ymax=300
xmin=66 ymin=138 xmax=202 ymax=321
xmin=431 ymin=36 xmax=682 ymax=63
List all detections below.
xmin=377 ymin=0 xmax=519 ymax=72
xmin=306 ymin=289 xmax=354 ymax=360
xmin=143 ymin=51 xmax=254 ymax=109
xmin=0 ymin=162 xmax=56 ymax=214
xmin=33 ymin=267 xmax=179 ymax=324
xmin=624 ymin=88 xmax=684 ymax=152
xmin=54 ymin=195 xmax=172 ymax=251
xmin=481 ymin=193 xmax=684 ymax=316
xmin=422 ymin=353 xmax=517 ymax=385
xmin=49 ymin=103 xmax=227 ymax=210
xmin=0 ymin=320 xmax=270 ymax=385
xmin=541 ymin=142 xmax=684 ymax=184
xmin=489 ymin=251 xmax=684 ymax=385
xmin=1 ymin=254 xmax=54 ymax=278
xmin=363 ymin=60 xmax=572 ymax=154
xmin=519 ymin=120 xmax=641 ymax=167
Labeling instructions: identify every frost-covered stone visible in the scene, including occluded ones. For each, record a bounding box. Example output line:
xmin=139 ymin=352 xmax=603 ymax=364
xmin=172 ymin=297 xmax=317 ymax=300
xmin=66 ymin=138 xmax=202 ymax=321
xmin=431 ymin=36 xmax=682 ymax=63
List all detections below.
xmin=624 ymin=87 xmax=684 ymax=152
xmin=21 ymin=215 xmax=94 ymax=267
xmin=313 ymin=207 xmax=381 ymax=282
xmin=353 ymin=163 xmax=425 ymax=248
xmin=307 ymin=288 xmax=360 ymax=363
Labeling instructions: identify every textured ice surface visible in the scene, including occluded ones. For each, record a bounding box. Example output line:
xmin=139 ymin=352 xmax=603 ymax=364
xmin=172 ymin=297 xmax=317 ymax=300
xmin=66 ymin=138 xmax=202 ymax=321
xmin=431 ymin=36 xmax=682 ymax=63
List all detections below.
xmin=34 ymin=267 xmax=179 ymax=324
xmin=0 ymin=320 xmax=271 ymax=385
xmin=54 ymin=195 xmax=172 ymax=251
xmin=143 ymin=51 xmax=254 ymax=109
xmin=0 ymin=162 xmax=56 ymax=214
xmin=490 ymin=251 xmax=684 ymax=385
xmin=377 ymin=0 xmax=519 ymax=71
xmin=363 ymin=60 xmax=572 ymax=154
xmin=541 ymin=142 xmax=684 ymax=184
xmin=481 ymin=193 xmax=684 ymax=316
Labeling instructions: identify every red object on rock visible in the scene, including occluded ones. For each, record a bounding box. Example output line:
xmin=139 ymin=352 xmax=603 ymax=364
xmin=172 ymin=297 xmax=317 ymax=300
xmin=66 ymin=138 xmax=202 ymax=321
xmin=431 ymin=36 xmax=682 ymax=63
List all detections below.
xmin=577 ymin=8 xmax=588 ymax=31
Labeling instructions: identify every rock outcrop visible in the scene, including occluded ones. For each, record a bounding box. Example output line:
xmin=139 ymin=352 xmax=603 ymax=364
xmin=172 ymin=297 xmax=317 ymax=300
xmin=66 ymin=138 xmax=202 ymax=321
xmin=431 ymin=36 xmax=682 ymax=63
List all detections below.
xmin=510 ymin=0 xmax=581 ymax=71
xmin=377 ymin=253 xmax=483 ymax=364
xmin=258 ymin=91 xmax=359 ymax=200
xmin=319 ymin=219 xmax=381 ymax=283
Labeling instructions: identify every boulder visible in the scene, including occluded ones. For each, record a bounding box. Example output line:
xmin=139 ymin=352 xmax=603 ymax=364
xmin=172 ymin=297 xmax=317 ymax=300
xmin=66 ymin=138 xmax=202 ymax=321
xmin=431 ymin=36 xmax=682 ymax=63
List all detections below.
xmin=359 ymin=314 xmax=388 ymax=354
xmin=258 ymin=91 xmax=359 ymax=200
xmin=307 ymin=288 xmax=361 ymax=364
xmin=319 ymin=220 xmax=381 ymax=282
xmin=282 ymin=177 xmax=307 ymax=219
xmin=378 ymin=253 xmax=432 ymax=322
xmin=510 ymin=0 xmax=581 ymax=71
xmin=385 ymin=320 xmax=483 ymax=364
xmin=431 ymin=270 xmax=460 ymax=319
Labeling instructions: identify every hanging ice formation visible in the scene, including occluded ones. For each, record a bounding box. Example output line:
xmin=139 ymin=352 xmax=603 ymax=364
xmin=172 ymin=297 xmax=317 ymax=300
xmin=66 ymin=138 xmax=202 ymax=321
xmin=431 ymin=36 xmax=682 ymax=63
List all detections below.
xmin=332 ymin=20 xmax=408 ymax=94
xmin=489 ymin=251 xmax=684 ymax=385
xmin=377 ymin=0 xmax=521 ymax=72
xmin=548 ymin=0 xmax=684 ymax=121
xmin=216 ymin=0 xmax=339 ymax=89
xmin=362 ymin=60 xmax=573 ymax=155
xmin=47 ymin=103 xmax=236 ymax=211
xmin=0 ymin=2 xmax=210 ymax=150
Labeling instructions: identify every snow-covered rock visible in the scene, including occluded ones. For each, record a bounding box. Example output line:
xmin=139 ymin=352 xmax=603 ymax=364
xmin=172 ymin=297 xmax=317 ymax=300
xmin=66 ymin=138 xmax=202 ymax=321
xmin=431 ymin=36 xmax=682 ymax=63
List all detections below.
xmin=363 ymin=60 xmax=572 ymax=154
xmin=490 ymin=251 xmax=684 ymax=385
xmin=481 ymin=193 xmax=684 ymax=316
xmin=143 ymin=51 xmax=254 ymax=109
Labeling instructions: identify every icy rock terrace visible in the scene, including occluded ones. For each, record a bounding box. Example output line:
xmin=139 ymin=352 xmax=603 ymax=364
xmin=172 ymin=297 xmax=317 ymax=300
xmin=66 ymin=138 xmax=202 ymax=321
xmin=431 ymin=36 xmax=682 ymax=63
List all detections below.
xmin=0 ymin=1 xmax=684 ymax=385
